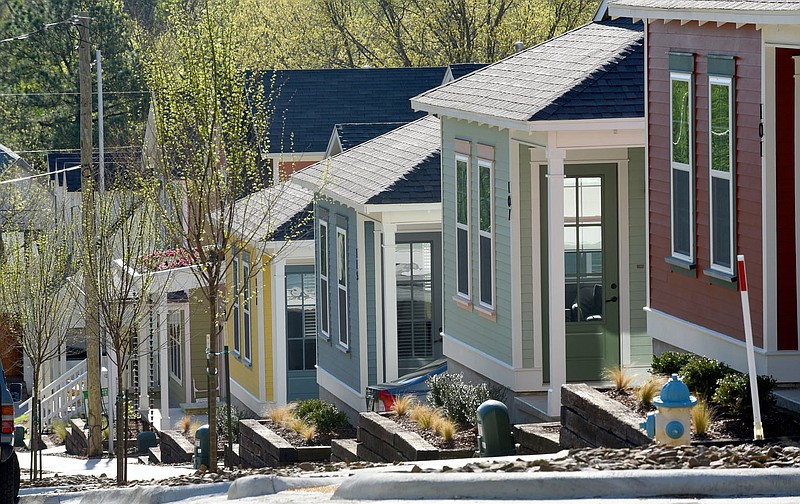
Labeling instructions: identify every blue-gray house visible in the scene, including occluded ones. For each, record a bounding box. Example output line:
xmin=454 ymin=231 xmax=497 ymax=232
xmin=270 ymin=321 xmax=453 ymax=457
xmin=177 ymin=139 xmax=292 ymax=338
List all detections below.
xmin=294 ymin=116 xmax=442 ymax=420
xmin=411 ymin=9 xmax=649 ymax=419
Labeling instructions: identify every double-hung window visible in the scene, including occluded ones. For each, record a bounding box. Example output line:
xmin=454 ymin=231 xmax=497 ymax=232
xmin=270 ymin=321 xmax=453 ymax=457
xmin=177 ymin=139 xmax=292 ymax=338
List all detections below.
xmin=168 ymin=309 xmax=183 ymax=382
xmin=670 ymin=69 xmax=694 ymax=264
xmin=708 ymin=70 xmax=735 ymax=276
xmin=319 ymin=220 xmax=330 ymax=338
xmin=242 ymin=251 xmax=252 ymax=364
xmin=337 ymin=227 xmax=348 ymax=348
xmin=455 ymin=154 xmax=471 ymax=299
xmin=232 ymin=255 xmax=240 ymax=355
xmin=478 ymin=157 xmax=494 ymax=309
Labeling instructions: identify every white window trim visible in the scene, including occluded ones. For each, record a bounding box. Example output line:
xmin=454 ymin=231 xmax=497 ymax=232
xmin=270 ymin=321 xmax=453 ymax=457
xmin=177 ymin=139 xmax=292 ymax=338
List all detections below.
xmin=709 ymin=75 xmax=735 ymax=276
xmin=319 ymin=219 xmax=330 ymax=339
xmin=242 ymin=251 xmax=252 ymax=365
xmin=670 ymin=71 xmax=694 ymax=264
xmin=337 ymin=226 xmax=349 ymax=349
xmin=478 ymin=157 xmax=495 ymax=310
xmin=455 ymin=154 xmax=471 ymax=300
xmin=232 ymin=255 xmax=240 ymax=356
xmin=167 ymin=308 xmax=185 ymax=384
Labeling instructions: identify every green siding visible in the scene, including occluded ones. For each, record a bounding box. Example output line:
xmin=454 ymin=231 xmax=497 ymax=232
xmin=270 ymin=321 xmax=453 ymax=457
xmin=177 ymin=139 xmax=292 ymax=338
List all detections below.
xmin=627 ymin=147 xmax=651 ymax=365
xmin=519 ymin=144 xmax=535 ymax=369
xmin=441 ymin=118 xmax=513 ymax=365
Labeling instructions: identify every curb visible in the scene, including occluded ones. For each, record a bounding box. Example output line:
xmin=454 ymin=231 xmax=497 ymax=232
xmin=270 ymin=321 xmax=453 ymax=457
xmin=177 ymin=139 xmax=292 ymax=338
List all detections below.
xmin=333 ymin=468 xmax=800 ymax=500
xmin=77 ymin=482 xmax=230 ymax=504
xmin=228 ymin=475 xmax=346 ymax=500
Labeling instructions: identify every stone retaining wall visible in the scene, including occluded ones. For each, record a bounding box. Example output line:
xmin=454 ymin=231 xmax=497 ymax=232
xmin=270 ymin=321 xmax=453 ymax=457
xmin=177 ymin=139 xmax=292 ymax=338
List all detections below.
xmin=560 ymin=384 xmax=651 ymax=449
xmin=238 ymin=419 xmax=332 ymax=468
xmin=159 ymin=430 xmax=194 ymax=464
xmin=514 ymin=422 xmax=561 ymax=454
xmin=66 ymin=418 xmax=87 ymax=456
xmin=357 ymin=412 xmax=441 ymax=462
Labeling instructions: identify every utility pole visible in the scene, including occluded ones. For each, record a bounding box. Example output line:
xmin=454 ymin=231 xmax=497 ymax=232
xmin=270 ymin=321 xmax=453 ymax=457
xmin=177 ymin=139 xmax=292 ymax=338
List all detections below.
xmin=76 ymin=12 xmax=103 ymax=457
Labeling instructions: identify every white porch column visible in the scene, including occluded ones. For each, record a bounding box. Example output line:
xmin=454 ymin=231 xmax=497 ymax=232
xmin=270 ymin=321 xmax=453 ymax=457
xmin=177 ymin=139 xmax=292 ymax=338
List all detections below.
xmin=794 ymin=55 xmax=800 ymax=350
xmin=158 ymin=300 xmax=170 ymax=430
xmin=382 ymin=223 xmax=399 ymax=382
xmin=546 ymin=146 xmax=567 ymax=416
xmin=272 ymin=258 xmax=286 ymax=405
xmin=138 ymin=313 xmax=150 ymax=415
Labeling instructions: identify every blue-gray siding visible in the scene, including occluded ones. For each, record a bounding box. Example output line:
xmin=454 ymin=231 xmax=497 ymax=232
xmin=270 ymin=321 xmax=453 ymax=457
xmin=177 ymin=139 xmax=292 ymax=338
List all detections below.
xmin=365 ymin=220 xmax=378 ymax=385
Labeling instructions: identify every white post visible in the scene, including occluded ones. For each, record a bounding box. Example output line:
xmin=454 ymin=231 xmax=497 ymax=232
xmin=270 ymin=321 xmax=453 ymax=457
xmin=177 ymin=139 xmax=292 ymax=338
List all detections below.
xmin=138 ymin=316 xmax=149 ymax=418
xmin=272 ymin=258 xmax=286 ymax=405
xmin=106 ymin=349 xmax=116 ymax=455
xmin=382 ymin=223 xmax=399 ymax=382
xmin=158 ymin=300 xmax=170 ymax=430
xmin=737 ymin=255 xmax=764 ymax=440
xmin=546 ymin=146 xmax=567 ymax=417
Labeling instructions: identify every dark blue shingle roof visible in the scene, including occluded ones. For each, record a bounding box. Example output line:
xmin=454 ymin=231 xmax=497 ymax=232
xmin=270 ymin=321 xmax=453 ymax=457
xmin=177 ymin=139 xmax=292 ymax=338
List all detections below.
xmin=47 ymin=153 xmax=134 ymax=192
xmin=261 ymin=67 xmax=446 ymax=154
xmin=335 ymin=122 xmax=406 ymax=151
xmin=447 ymin=63 xmax=488 ymax=81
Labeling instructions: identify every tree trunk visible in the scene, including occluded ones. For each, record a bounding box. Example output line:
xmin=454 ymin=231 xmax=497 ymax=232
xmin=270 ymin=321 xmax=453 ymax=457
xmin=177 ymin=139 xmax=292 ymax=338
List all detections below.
xmin=30 ymin=368 xmax=38 ymax=480
xmin=208 ymin=291 xmax=218 ymax=472
xmin=116 ymin=368 xmax=125 ymax=484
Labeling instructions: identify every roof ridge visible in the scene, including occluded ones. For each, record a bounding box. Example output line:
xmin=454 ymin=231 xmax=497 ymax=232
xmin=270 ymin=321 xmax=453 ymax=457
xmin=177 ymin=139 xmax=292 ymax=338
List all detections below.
xmin=320 ymin=115 xmax=436 ymax=165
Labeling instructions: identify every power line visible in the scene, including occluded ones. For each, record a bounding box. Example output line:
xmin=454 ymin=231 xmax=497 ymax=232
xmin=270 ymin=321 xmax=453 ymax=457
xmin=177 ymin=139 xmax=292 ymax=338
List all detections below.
xmin=0 ymin=19 xmax=75 ymax=45
xmin=15 ymin=146 xmax=141 ymax=154
xmin=0 ymin=91 xmax=148 ymax=97
xmin=0 ymin=163 xmax=81 ymax=186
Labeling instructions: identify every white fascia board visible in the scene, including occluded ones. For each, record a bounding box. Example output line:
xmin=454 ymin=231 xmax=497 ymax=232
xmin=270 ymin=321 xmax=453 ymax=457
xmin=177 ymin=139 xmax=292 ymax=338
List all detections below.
xmin=409 ymin=101 xmax=524 ymax=131
xmin=362 ymin=202 xmax=441 ymax=216
xmin=323 ymin=129 xmax=342 ymax=159
xmin=268 ymin=151 xmax=325 ymax=162
xmin=527 ymin=117 xmax=645 ymax=132
xmin=264 ymin=238 xmax=314 ymax=257
xmin=608 ymin=5 xmax=798 ymax=25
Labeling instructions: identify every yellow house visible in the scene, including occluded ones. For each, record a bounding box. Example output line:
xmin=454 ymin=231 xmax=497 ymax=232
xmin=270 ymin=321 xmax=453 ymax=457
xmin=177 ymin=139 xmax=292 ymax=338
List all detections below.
xmin=225 ymin=181 xmax=316 ymax=416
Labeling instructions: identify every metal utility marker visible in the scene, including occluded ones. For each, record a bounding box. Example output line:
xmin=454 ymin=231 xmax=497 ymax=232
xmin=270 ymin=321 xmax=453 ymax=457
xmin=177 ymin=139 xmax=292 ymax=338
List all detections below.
xmin=737 ymin=255 xmax=764 ymax=440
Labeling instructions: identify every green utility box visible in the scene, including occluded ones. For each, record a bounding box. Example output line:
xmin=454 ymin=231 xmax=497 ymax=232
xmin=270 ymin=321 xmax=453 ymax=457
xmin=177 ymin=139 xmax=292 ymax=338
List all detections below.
xmin=13 ymin=426 xmax=24 ymax=447
xmin=194 ymin=424 xmax=210 ymax=469
xmin=136 ymin=431 xmax=158 ymax=455
xmin=476 ymin=400 xmax=516 ymax=457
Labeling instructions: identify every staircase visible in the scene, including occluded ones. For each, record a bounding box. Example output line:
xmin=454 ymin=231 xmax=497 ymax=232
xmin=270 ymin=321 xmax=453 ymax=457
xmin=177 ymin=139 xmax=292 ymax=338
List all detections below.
xmin=16 ymin=359 xmax=87 ymax=428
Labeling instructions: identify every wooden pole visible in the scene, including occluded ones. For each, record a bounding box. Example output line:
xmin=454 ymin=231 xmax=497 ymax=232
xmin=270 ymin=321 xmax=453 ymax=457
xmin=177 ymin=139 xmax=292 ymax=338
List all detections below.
xmin=76 ymin=12 xmax=103 ymax=457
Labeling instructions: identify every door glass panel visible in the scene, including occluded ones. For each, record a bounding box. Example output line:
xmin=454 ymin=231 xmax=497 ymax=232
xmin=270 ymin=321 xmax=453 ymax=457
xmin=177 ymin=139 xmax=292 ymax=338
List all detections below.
xmin=287 ymin=271 xmax=316 ymax=371
xmin=397 ymin=242 xmax=434 ymax=360
xmin=565 ymin=175 xmax=605 ymax=323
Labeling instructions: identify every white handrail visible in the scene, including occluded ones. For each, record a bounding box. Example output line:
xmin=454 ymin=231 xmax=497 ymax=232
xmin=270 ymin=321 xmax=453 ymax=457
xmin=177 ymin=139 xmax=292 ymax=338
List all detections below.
xmin=17 ymin=359 xmax=88 ymax=428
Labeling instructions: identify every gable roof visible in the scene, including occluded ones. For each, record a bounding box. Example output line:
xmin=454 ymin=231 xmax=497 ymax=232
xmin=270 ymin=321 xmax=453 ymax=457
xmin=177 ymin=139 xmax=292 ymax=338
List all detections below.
xmin=234 ymin=180 xmax=314 ymax=243
xmin=332 ymin=122 xmax=406 ymax=152
xmin=411 ymin=18 xmax=644 ymax=128
xmin=443 ymin=63 xmax=489 ymax=84
xmin=260 ymin=67 xmax=447 ymax=155
xmin=0 ymin=144 xmax=20 ymax=173
xmin=293 ymin=115 xmax=441 ymax=207
xmin=609 ymin=0 xmax=800 ymax=22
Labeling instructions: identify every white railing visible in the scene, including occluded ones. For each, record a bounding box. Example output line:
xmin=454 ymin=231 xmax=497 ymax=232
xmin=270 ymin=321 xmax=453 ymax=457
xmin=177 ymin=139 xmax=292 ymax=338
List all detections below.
xmin=17 ymin=359 xmax=87 ymax=427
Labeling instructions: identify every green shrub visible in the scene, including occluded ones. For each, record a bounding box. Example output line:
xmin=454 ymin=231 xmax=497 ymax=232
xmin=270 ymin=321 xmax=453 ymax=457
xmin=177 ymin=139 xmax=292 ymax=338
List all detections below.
xmin=650 ymin=351 xmax=694 ymax=376
xmin=711 ymin=373 xmax=777 ymax=419
xmin=426 ymin=372 xmax=506 ymax=427
xmin=216 ymin=404 xmax=244 ymax=441
xmin=680 ymin=356 xmax=732 ymax=400
xmin=293 ymin=399 xmax=347 ymax=434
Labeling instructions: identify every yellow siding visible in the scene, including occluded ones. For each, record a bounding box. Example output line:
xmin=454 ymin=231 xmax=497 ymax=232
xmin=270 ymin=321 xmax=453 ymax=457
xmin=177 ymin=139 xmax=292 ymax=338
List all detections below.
xmin=226 ymin=245 xmax=262 ymax=399
xmin=262 ymin=256 xmax=274 ymax=402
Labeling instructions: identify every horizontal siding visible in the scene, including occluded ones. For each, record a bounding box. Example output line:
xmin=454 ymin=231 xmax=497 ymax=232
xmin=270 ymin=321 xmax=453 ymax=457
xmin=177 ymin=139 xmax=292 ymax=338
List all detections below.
xmin=519 ymin=144 xmax=535 ymax=368
xmin=647 ymin=21 xmax=763 ymax=347
xmin=442 ymin=118 xmax=513 ymax=365
xmin=628 ymin=148 xmax=651 ymax=366
xmin=365 ymin=221 xmax=377 ymax=386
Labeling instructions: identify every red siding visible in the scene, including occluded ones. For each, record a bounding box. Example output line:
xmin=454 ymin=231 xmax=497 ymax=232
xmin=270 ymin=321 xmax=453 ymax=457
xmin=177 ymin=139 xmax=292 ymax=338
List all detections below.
xmin=648 ymin=22 xmax=764 ymax=347
xmin=775 ymin=48 xmax=800 ymax=350
xmin=279 ymin=160 xmax=316 ymax=180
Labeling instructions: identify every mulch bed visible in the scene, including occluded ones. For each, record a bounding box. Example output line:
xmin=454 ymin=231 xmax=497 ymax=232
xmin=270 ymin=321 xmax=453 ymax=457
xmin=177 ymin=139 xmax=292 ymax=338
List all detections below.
xmin=388 ymin=413 xmax=477 ymax=451
xmin=264 ymin=420 xmax=356 ymax=447
xmin=604 ymin=388 xmax=800 ymax=441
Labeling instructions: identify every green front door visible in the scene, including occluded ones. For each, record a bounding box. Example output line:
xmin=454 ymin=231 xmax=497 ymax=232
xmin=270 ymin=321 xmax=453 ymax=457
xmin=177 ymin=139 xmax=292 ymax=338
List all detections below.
xmin=563 ymin=165 xmax=619 ymax=381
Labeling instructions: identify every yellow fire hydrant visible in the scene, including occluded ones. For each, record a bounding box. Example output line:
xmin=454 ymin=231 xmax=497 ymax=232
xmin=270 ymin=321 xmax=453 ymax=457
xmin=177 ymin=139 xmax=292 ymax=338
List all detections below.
xmin=640 ymin=373 xmax=697 ymax=446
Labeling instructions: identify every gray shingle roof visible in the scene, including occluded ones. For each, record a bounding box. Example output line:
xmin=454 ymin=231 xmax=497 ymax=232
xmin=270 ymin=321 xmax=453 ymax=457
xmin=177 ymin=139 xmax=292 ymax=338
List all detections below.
xmin=611 ymin=0 xmax=800 ymax=10
xmin=234 ymin=180 xmax=314 ymax=243
xmin=0 ymin=144 xmax=19 ymax=174
xmin=293 ymin=115 xmax=440 ymax=206
xmin=412 ymin=18 xmax=644 ymax=124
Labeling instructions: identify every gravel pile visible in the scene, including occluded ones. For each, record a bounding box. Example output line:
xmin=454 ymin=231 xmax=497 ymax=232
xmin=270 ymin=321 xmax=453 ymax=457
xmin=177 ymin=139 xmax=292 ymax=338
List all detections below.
xmin=434 ymin=444 xmax=800 ymax=473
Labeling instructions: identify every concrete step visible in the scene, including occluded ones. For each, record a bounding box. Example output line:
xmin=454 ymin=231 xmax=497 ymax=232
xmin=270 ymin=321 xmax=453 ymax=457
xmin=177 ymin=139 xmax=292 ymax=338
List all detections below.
xmin=774 ymin=388 xmax=800 ymax=416
xmin=513 ymin=394 xmax=558 ymax=424
xmin=148 ymin=446 xmax=162 ymax=464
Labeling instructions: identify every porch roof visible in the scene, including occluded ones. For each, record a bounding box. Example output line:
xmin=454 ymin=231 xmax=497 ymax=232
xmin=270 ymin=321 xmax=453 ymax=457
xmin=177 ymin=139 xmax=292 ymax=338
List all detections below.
xmin=411 ymin=18 xmax=643 ymax=126
xmin=233 ymin=180 xmax=314 ymax=243
xmin=293 ymin=115 xmax=441 ymax=207
xmin=609 ymin=0 xmax=800 ymax=21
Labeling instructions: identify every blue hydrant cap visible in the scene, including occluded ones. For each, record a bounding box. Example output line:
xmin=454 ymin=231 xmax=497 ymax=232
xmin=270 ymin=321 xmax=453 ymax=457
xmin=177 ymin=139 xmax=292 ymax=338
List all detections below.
xmin=653 ymin=373 xmax=697 ymax=408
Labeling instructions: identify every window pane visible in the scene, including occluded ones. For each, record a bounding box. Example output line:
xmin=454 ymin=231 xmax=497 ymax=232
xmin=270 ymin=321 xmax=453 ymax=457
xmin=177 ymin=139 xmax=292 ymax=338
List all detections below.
xmin=579 ymin=226 xmax=602 ymax=275
xmin=564 ymin=178 xmax=576 ymax=222
xmin=711 ymin=83 xmax=731 ymax=173
xmin=480 ymin=235 xmax=492 ymax=305
xmin=457 ymin=228 xmax=468 ymax=294
xmin=337 ymin=231 xmax=346 ymax=286
xmin=712 ymin=176 xmax=732 ymax=269
xmin=320 ymin=224 xmax=327 ymax=276
xmin=320 ymin=279 xmax=328 ymax=333
xmin=672 ymin=78 xmax=690 ymax=165
xmin=305 ymin=339 xmax=316 ymax=369
xmin=288 ymin=340 xmax=304 ymax=370
xmin=338 ymin=288 xmax=347 ymax=346
xmin=672 ymin=168 xmax=691 ymax=256
xmin=479 ymin=163 xmax=491 ymax=232
xmin=578 ymin=178 xmax=602 ymax=224
xmin=287 ymin=308 xmax=303 ymax=339
xmin=412 ymin=243 xmax=432 ymax=282
xmin=457 ymin=159 xmax=468 ymax=225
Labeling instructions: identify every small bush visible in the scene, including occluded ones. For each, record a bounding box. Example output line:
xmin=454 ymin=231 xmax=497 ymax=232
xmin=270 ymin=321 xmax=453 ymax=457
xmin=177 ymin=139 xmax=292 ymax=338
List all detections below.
xmin=293 ymin=399 xmax=347 ymax=434
xmin=299 ymin=424 xmax=317 ymax=442
xmin=426 ymin=372 xmax=505 ymax=427
xmin=637 ymin=378 xmax=663 ymax=409
xmin=190 ymin=421 xmax=204 ymax=438
xmin=651 ymin=352 xmax=694 ymax=376
xmin=179 ymin=415 xmax=193 ymax=433
xmin=51 ymin=420 xmax=68 ymax=443
xmin=711 ymin=373 xmax=777 ymax=419
xmin=217 ymin=404 xmax=244 ymax=441
xmin=691 ymin=398 xmax=714 ymax=436
xmin=433 ymin=417 xmax=457 ymax=442
xmin=268 ymin=405 xmax=294 ymax=426
xmin=604 ymin=366 xmax=634 ymax=391
xmin=680 ymin=356 xmax=732 ymax=401
xmin=409 ymin=404 xmax=437 ymax=429
xmin=391 ymin=395 xmax=416 ymax=417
